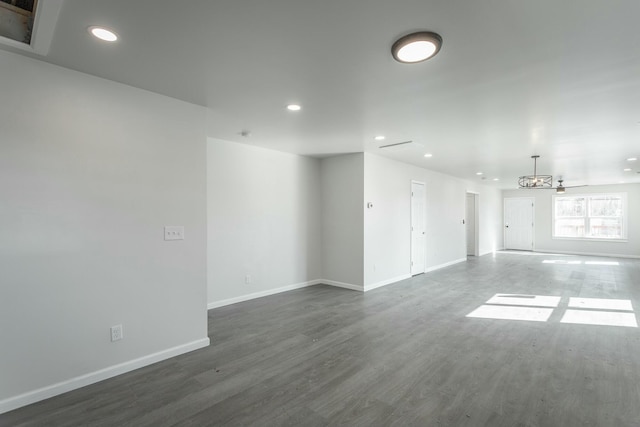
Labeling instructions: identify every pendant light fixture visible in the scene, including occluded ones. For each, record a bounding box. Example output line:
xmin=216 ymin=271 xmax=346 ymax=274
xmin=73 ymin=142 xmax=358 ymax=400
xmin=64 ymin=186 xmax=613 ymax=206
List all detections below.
xmin=518 ymin=155 xmax=553 ymax=188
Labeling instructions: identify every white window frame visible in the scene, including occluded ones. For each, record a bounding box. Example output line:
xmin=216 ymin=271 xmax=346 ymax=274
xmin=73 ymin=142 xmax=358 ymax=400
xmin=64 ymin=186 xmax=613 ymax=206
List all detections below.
xmin=552 ymin=192 xmax=628 ymax=242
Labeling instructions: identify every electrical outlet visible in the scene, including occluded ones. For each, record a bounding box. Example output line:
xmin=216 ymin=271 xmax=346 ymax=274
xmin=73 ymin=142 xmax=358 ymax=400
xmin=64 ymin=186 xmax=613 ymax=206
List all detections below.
xmin=111 ymin=324 xmax=123 ymax=342
xmin=164 ymin=226 xmax=184 ymax=241
xmin=245 ymin=274 xmax=252 ymax=284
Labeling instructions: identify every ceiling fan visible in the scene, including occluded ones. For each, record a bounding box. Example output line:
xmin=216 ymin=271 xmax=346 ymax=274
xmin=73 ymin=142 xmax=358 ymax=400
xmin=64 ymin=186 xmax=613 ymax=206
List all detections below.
xmin=518 ymin=155 xmax=587 ymax=193
xmin=554 ymin=178 xmax=588 ymax=194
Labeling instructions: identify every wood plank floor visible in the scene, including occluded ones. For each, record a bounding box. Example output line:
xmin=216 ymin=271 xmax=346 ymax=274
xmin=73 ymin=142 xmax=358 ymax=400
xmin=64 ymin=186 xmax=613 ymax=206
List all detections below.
xmin=3 ymin=252 xmax=640 ymax=426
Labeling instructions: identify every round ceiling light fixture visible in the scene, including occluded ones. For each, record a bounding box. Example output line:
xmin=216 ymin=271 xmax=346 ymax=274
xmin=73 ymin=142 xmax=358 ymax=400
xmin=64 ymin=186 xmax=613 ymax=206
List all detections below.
xmin=286 ymin=104 xmax=302 ymax=111
xmin=89 ymin=26 xmax=118 ymax=42
xmin=391 ymin=31 xmax=442 ymax=63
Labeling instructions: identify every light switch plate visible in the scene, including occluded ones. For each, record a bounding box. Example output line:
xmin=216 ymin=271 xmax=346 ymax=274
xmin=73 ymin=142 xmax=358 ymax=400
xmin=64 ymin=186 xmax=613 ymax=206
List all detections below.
xmin=164 ymin=226 xmax=185 ymax=241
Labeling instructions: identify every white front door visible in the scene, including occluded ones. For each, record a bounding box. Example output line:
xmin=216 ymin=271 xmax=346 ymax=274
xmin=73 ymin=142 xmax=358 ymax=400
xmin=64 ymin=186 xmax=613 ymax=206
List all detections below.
xmin=504 ymin=197 xmax=534 ymax=250
xmin=411 ymin=181 xmax=426 ymax=275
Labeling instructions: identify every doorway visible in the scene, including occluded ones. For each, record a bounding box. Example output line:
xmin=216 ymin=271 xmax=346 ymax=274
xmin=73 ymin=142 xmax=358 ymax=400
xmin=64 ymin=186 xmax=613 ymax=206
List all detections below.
xmin=466 ymin=192 xmax=479 ymax=256
xmin=411 ymin=181 xmax=426 ymax=275
xmin=504 ymin=197 xmax=535 ymax=250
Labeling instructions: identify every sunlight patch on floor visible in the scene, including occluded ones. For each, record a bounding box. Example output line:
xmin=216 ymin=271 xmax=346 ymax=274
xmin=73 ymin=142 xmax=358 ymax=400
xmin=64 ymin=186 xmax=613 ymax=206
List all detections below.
xmin=466 ymin=305 xmax=553 ymax=322
xmin=568 ymin=297 xmax=633 ymax=311
xmin=467 ymin=294 xmax=637 ymax=327
xmin=487 ymin=294 xmax=561 ymax=308
xmin=561 ymin=310 xmax=638 ymax=328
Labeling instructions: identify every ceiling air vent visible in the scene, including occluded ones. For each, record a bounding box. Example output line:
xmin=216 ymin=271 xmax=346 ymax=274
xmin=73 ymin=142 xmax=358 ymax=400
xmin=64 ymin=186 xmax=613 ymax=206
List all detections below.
xmin=379 ymin=140 xmax=413 ymax=149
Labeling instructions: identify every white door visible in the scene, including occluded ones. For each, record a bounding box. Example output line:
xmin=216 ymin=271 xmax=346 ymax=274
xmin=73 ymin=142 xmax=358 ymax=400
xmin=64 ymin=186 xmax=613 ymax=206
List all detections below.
xmin=466 ymin=193 xmax=476 ymax=256
xmin=504 ymin=197 xmax=534 ymax=250
xmin=411 ymin=181 xmax=426 ymax=275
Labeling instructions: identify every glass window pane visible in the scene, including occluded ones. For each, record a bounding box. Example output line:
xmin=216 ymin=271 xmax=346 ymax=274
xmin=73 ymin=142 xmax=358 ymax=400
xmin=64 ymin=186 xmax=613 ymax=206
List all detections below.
xmin=555 ymin=218 xmax=585 ymax=237
xmin=588 ymin=217 xmax=622 ymax=238
xmin=555 ymin=197 xmax=585 ymax=217
xmin=589 ymin=196 xmax=622 ymax=217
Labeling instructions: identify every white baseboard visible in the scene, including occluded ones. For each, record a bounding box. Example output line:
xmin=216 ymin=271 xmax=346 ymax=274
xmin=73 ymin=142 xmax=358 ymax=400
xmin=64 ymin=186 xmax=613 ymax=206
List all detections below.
xmin=479 ymin=248 xmax=504 ymax=257
xmin=0 ymin=338 xmax=210 ymax=415
xmin=208 ymin=280 xmax=321 ymax=309
xmin=533 ymin=249 xmax=640 ymax=259
xmin=364 ymin=274 xmax=412 ymax=292
xmin=424 ymin=257 xmax=467 ymax=273
xmin=321 ymin=280 xmax=363 ymax=292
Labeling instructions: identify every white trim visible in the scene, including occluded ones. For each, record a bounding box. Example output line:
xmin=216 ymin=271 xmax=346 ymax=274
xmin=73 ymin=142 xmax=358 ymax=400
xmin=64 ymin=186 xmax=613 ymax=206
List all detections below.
xmin=534 ymin=249 xmax=640 ymax=259
xmin=364 ymin=274 xmax=412 ymax=292
xmin=425 ymin=257 xmax=467 ymax=273
xmin=207 ymin=280 xmax=322 ymax=309
xmin=479 ymin=248 xmax=504 ymax=257
xmin=321 ymin=280 xmax=364 ymax=292
xmin=0 ymin=338 xmax=210 ymax=415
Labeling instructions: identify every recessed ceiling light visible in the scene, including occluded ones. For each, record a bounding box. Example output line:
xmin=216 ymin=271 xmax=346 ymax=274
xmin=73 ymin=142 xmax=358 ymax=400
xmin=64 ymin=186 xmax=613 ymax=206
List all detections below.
xmin=374 ymin=135 xmax=385 ymax=141
xmin=493 ymin=178 xmax=500 ymax=181
xmin=476 ymin=172 xmax=483 ymax=176
xmin=89 ymin=26 xmax=118 ymax=42
xmin=286 ymin=104 xmax=301 ymax=111
xmin=391 ymin=32 xmax=442 ymax=63
xmin=627 ymin=157 xmax=638 ymax=161
xmin=424 ymin=153 xmax=433 ymax=158
xmin=623 ymin=168 xmax=632 ymax=172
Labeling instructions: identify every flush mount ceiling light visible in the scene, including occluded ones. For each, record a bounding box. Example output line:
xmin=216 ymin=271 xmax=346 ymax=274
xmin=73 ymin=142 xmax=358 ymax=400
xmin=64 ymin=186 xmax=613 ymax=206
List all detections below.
xmin=627 ymin=157 xmax=638 ymax=161
xmin=89 ymin=26 xmax=118 ymax=42
xmin=424 ymin=153 xmax=433 ymax=158
xmin=374 ymin=135 xmax=385 ymax=141
xmin=391 ymin=31 xmax=442 ymax=63
xmin=286 ymin=104 xmax=301 ymax=111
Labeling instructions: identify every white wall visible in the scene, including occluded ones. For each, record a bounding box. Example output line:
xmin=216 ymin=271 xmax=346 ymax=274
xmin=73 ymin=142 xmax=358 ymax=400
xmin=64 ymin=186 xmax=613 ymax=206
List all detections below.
xmin=503 ymin=183 xmax=640 ymax=258
xmin=0 ymin=50 xmax=209 ymax=412
xmin=363 ymin=153 xmax=503 ymax=288
xmin=321 ymin=154 xmax=365 ymax=289
xmin=207 ymin=139 xmax=322 ymax=306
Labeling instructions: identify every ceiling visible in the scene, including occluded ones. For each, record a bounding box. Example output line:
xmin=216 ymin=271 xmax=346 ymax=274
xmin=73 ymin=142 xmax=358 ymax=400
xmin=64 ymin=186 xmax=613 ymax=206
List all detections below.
xmin=4 ymin=0 xmax=640 ymax=188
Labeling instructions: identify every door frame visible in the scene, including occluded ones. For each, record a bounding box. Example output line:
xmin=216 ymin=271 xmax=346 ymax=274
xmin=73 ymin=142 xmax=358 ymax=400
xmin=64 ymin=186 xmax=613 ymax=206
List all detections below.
xmin=410 ymin=180 xmax=426 ymax=275
xmin=466 ymin=191 xmax=479 ymax=256
xmin=503 ymin=197 xmax=535 ymax=251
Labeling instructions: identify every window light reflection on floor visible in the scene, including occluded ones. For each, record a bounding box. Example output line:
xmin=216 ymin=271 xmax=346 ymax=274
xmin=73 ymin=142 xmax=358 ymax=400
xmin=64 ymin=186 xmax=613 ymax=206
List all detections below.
xmin=561 ymin=310 xmax=638 ymax=328
xmin=487 ymin=294 xmax=560 ymax=308
xmin=467 ymin=294 xmax=638 ymax=328
xmin=466 ymin=305 xmax=554 ymax=322
xmin=542 ymin=260 xmax=582 ymax=265
xmin=568 ymin=297 xmax=633 ymax=311
xmin=584 ymin=261 xmax=620 ymax=266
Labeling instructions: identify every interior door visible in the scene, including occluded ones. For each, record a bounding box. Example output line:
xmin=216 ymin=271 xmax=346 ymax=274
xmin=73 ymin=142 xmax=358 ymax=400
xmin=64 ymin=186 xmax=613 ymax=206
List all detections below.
xmin=504 ymin=197 xmax=534 ymax=250
xmin=466 ymin=193 xmax=476 ymax=256
xmin=411 ymin=181 xmax=426 ymax=275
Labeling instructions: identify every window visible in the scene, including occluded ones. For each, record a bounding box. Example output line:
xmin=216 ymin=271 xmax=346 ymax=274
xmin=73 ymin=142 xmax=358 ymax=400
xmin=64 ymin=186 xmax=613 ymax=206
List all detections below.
xmin=553 ymin=193 xmax=627 ymax=240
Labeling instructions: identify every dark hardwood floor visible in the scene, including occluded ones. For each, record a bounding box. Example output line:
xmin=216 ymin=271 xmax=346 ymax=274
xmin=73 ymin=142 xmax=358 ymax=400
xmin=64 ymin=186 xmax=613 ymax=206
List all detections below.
xmin=3 ymin=252 xmax=640 ymax=426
